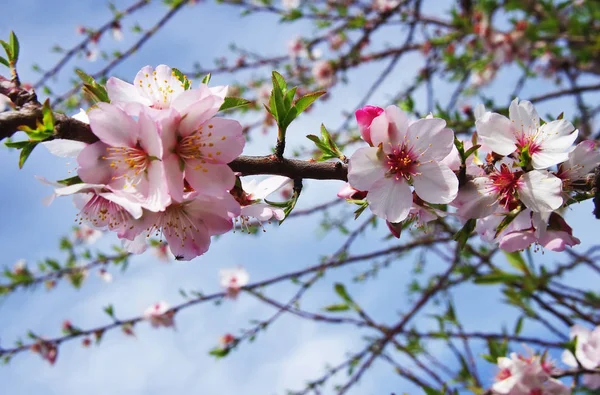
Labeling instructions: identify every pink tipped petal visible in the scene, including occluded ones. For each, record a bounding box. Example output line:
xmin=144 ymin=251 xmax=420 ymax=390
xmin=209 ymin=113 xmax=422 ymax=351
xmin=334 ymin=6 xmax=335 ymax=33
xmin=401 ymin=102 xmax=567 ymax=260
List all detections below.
xmin=476 ymin=113 xmax=516 ymax=156
xmin=347 ymin=147 xmax=385 ymax=191
xmin=412 ymin=162 xmax=458 ymax=204
xmin=518 ymin=170 xmax=563 ymax=212
xmin=198 ymin=118 xmax=244 ymax=163
xmin=177 ymin=96 xmax=218 ymax=136
xmin=88 ymin=103 xmax=139 ymax=147
xmin=369 ymin=106 xmax=408 ymax=148
xmin=163 ymin=154 xmax=185 ymax=203
xmin=107 ymin=77 xmax=151 ymax=106
xmin=367 ymin=178 xmax=412 ymax=223
xmin=137 ymin=110 xmax=162 ymax=158
xmin=185 ymin=162 xmax=236 ymax=196
xmin=355 ymin=105 xmax=384 ymax=145
xmin=498 ymin=231 xmax=536 ymax=252
xmin=538 ymin=230 xmax=580 ymax=252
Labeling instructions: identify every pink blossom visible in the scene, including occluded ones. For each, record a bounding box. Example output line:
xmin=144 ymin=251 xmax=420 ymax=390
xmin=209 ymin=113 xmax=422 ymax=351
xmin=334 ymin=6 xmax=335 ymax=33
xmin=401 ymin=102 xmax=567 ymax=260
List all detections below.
xmin=73 ymin=225 xmax=102 ymax=245
xmin=287 ymin=37 xmax=307 ymax=58
xmin=282 ymin=0 xmax=300 ymax=10
xmin=562 ymin=325 xmax=600 ymax=389
xmin=55 ymin=183 xmax=143 ymax=237
xmin=159 ymin=107 xmax=244 ymax=201
xmin=476 ymin=99 xmax=578 ymax=169
xmin=235 ymin=176 xmax=291 ymax=229
xmin=106 ymin=65 xmax=226 ymax=116
xmin=556 ymin=140 xmax=600 ymax=186
xmin=355 ymin=105 xmax=384 ymax=146
xmin=220 ymin=266 xmax=249 ymax=298
xmin=77 ymin=103 xmax=170 ymax=212
xmin=328 ymin=33 xmax=346 ymax=50
xmin=30 ymin=341 xmax=58 ymax=365
xmin=456 ymin=158 xmax=563 ymax=219
xmin=143 ymin=301 xmax=175 ymax=328
xmin=98 ymin=268 xmax=113 ymax=283
xmin=372 ymin=0 xmax=400 ymax=12
xmin=153 ymin=242 xmax=172 ymax=262
xmin=347 ymin=105 xmax=458 ymax=223
xmin=122 ymin=193 xmax=240 ymax=261
xmin=312 ymin=60 xmax=335 ymax=87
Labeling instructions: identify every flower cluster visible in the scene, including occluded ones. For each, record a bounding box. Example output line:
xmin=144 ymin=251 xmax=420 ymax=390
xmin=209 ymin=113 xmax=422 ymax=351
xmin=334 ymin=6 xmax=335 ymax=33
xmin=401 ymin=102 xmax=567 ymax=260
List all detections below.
xmin=493 ymin=350 xmax=569 ymax=394
xmin=46 ymin=65 xmax=251 ymax=261
xmin=345 ymin=99 xmax=600 ymax=252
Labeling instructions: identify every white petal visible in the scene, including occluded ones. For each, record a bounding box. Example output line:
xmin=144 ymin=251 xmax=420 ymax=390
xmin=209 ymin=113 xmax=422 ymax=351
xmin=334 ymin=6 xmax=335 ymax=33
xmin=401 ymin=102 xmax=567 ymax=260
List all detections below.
xmin=412 ymin=162 xmax=458 ymax=204
xmin=518 ymin=170 xmax=563 ymax=212
xmin=476 ymin=113 xmax=516 ymax=156
xmin=42 ymin=139 xmax=87 ymax=158
xmin=249 ymin=176 xmax=292 ymax=200
xmin=347 ymin=147 xmax=385 ymax=191
xmin=366 ymin=178 xmax=412 ymax=223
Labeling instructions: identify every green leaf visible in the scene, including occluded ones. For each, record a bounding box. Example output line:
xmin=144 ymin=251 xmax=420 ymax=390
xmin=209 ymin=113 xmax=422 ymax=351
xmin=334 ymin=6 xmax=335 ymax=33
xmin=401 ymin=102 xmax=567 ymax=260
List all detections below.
xmin=504 ymin=251 xmax=529 ymax=275
xmin=103 ymin=304 xmax=115 ymax=318
xmin=57 ymin=175 xmax=83 ymax=186
xmin=5 ymin=140 xmax=31 ymax=149
xmin=473 ymin=272 xmax=522 ymax=285
xmin=0 ymin=40 xmax=12 ymax=60
xmin=171 ymin=68 xmax=192 ymax=90
xmin=281 ymin=8 xmax=303 ymax=21
xmin=18 ymin=142 xmax=37 ymax=169
xmin=76 ymin=69 xmax=109 ymax=103
xmin=219 ymin=97 xmax=251 ymax=112
xmin=209 ymin=347 xmax=230 ymax=358
xmin=334 ymin=283 xmax=352 ymax=303
xmin=453 ymin=218 xmax=476 ymax=249
xmin=323 ymin=303 xmax=350 ymax=312
xmin=514 ymin=316 xmax=524 ymax=335
xmin=0 ymin=56 xmax=8 ymax=68
xmin=42 ymin=99 xmax=55 ymax=131
xmin=9 ymin=31 xmax=19 ymax=63
xmin=463 ymin=144 xmax=481 ymax=161
xmin=282 ymin=91 xmax=325 ymax=128
xmin=201 ymin=73 xmax=211 ymax=84
xmin=272 ymin=71 xmax=287 ymax=92
xmin=45 ymin=259 xmax=61 ymax=271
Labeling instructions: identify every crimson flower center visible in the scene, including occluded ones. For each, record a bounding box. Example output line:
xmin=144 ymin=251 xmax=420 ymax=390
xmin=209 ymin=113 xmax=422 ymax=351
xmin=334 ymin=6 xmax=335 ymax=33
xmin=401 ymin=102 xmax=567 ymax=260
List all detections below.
xmin=387 ymin=144 xmax=418 ymax=180
xmin=489 ymin=163 xmax=522 ymax=210
xmin=496 ymin=368 xmax=512 ymax=381
xmin=516 ymin=133 xmax=541 ymax=155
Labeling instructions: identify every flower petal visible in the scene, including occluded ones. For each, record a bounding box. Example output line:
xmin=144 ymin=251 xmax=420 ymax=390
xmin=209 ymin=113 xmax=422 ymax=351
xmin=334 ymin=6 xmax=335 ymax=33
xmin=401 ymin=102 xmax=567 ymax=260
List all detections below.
xmin=88 ymin=103 xmax=138 ymax=147
xmin=77 ymin=142 xmax=113 ymax=185
xmin=412 ymin=161 xmax=458 ymax=204
xmin=367 ymin=178 xmax=412 ymax=223
xmin=476 ymin=113 xmax=516 ymax=156
xmin=347 ymin=147 xmax=385 ymax=191
xmin=185 ymin=162 xmax=235 ymax=196
xmin=42 ymin=139 xmax=87 ymax=158
xmin=518 ymin=170 xmax=563 ymax=212
xmin=407 ymin=118 xmax=450 ymax=161
xmin=107 ymin=77 xmax=151 ymax=106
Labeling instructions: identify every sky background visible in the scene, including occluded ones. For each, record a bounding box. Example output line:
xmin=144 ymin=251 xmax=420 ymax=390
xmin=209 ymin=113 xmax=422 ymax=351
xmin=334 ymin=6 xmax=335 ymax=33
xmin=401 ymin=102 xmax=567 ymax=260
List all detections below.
xmin=0 ymin=1 xmax=598 ymax=394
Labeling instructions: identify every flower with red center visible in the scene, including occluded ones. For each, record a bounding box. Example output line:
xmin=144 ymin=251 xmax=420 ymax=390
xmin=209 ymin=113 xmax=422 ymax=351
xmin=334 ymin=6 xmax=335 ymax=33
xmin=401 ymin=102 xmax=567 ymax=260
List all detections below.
xmin=76 ymin=104 xmax=170 ymax=212
xmin=556 ymin=140 xmax=600 ymax=189
xmin=219 ymin=266 xmax=249 ymax=298
xmin=476 ymin=98 xmax=578 ymax=170
xmin=143 ymin=301 xmax=175 ymax=329
xmin=312 ymin=60 xmax=335 ymax=88
xmin=348 ymin=105 xmax=458 ymax=223
xmin=456 ymin=158 xmax=563 ymax=219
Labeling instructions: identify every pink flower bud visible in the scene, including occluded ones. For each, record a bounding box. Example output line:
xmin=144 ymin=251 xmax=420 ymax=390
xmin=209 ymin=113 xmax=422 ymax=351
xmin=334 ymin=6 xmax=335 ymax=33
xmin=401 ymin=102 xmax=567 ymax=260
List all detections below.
xmin=337 ymin=183 xmax=367 ymax=200
xmin=386 ymin=220 xmax=402 ymax=239
xmin=355 ymin=105 xmax=383 ymax=146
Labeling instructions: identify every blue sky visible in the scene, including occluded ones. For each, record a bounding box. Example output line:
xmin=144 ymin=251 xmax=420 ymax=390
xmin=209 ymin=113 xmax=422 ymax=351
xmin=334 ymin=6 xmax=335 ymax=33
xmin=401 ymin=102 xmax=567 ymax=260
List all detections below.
xmin=0 ymin=1 xmax=599 ymax=394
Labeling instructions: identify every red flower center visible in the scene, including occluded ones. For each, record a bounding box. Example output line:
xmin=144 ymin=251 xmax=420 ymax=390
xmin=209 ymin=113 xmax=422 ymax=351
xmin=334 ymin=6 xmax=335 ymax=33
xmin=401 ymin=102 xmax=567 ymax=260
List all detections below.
xmin=489 ymin=163 xmax=522 ymax=210
xmin=496 ymin=368 xmax=512 ymax=381
xmin=387 ymin=144 xmax=418 ymax=181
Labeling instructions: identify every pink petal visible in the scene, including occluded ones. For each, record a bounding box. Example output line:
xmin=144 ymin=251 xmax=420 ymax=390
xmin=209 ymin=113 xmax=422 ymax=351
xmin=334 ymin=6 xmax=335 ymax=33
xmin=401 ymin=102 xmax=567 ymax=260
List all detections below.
xmin=163 ymin=153 xmax=185 ymax=203
xmin=42 ymin=139 xmax=87 ymax=158
xmin=347 ymin=147 xmax=385 ymax=191
xmin=185 ymin=162 xmax=236 ymax=196
xmin=107 ymin=77 xmax=151 ymax=106
xmin=498 ymin=231 xmax=536 ymax=252
xmin=367 ymin=178 xmax=412 ymax=223
xmin=412 ymin=161 xmax=458 ymax=204
xmin=137 ymin=110 xmax=162 ymax=158
xmin=407 ymin=118 xmax=450 ymax=161
xmin=177 ymin=96 xmax=219 ymax=137
xmin=77 ymin=142 xmax=113 ymax=185
xmin=88 ymin=103 xmax=138 ymax=147
xmin=196 ymin=118 xmax=245 ymax=163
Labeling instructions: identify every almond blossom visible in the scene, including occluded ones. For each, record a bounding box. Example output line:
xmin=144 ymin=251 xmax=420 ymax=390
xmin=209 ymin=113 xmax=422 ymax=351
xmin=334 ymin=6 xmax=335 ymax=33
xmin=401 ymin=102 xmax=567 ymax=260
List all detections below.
xmin=493 ymin=351 xmax=569 ymax=395
xmin=77 ymin=103 xmax=170 ymax=212
xmin=312 ymin=60 xmax=335 ymax=87
xmin=220 ymin=266 xmax=249 ymax=298
xmin=121 ymin=193 xmax=240 ymax=261
xmin=143 ymin=301 xmax=175 ymax=329
xmin=72 ymin=225 xmax=102 ymax=245
xmin=159 ymin=105 xmax=244 ymax=201
xmin=233 ymin=176 xmax=292 ymax=231
xmin=106 ymin=64 xmax=227 ymax=116
xmin=347 ymin=105 xmax=458 ymax=223
xmin=556 ymin=140 xmax=600 ymax=189
xmin=455 ymin=158 xmax=563 ymax=219
xmin=476 ymin=98 xmax=578 ymax=170
xmin=562 ymin=325 xmax=600 ymax=389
